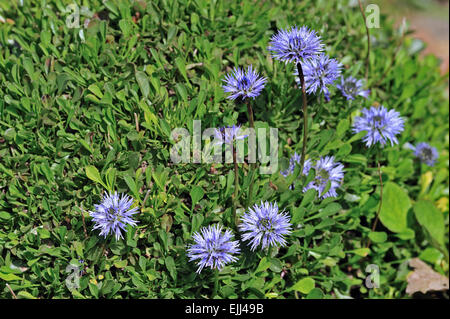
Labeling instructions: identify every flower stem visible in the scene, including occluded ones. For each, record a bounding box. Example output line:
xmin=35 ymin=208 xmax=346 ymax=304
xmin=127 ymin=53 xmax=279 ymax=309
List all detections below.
xmin=246 ymin=99 xmax=255 ymax=129
xmin=296 ymin=62 xmax=309 ymax=175
xmin=366 ymin=149 xmax=383 ymax=248
xmin=358 ymin=0 xmax=371 ymax=79
xmin=267 ymin=245 xmax=273 ymax=259
xmin=213 ymin=269 xmax=219 ymax=298
xmin=246 ymin=100 xmax=256 ymax=207
xmin=233 ymin=145 xmax=239 ymax=229
xmin=347 ymin=99 xmax=353 ymax=123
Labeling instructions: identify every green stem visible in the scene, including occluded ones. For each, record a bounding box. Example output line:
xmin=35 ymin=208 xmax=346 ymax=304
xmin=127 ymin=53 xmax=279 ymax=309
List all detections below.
xmin=296 ymin=62 xmax=309 ymax=175
xmin=213 ymin=269 xmax=219 ymax=298
xmin=347 ymin=99 xmax=353 ymax=123
xmin=316 ymin=93 xmax=325 ymax=123
xmin=367 ymin=148 xmax=383 ymax=248
xmin=267 ymin=245 xmax=273 ymax=259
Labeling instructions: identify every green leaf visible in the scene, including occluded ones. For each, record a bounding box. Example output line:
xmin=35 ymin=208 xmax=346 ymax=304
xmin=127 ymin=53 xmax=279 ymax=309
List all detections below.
xmin=348 ymin=248 xmax=370 ymax=257
xmin=105 ymin=167 xmax=117 ymax=193
xmin=395 ymin=228 xmax=415 ymax=240
xmin=114 ymin=260 xmax=128 ymax=268
xmin=300 ymin=188 xmax=316 ymax=207
xmin=269 ymin=258 xmax=283 ymax=273
xmin=255 ymin=257 xmax=271 ymax=273
xmin=319 ymin=202 xmax=341 ymax=217
xmin=0 ymin=272 xmax=22 ymax=281
xmin=165 ymin=256 xmax=177 ymax=281
xmin=123 ymin=174 xmax=140 ymax=201
xmin=88 ymin=83 xmax=103 ymax=98
xmin=190 ymin=186 xmax=204 ymax=206
xmin=419 ymin=247 xmax=444 ymax=264
xmin=191 ymin=214 xmax=204 ymax=234
xmin=413 ymin=200 xmax=445 ymax=246
xmin=368 ymin=231 xmax=387 ymax=243
xmin=379 ymin=182 xmax=412 ymax=233
xmin=306 ymin=288 xmax=324 ymax=299
xmin=103 ymin=0 xmax=119 ymax=16
xmin=17 ymin=291 xmax=37 ymax=299
xmin=85 ymin=166 xmax=107 ymax=189
xmin=336 ymin=119 xmax=349 ymax=138
xmin=292 ymin=277 xmax=315 ymax=294
xmin=136 ymin=71 xmax=150 ymax=99
xmin=175 ymin=57 xmax=190 ymax=85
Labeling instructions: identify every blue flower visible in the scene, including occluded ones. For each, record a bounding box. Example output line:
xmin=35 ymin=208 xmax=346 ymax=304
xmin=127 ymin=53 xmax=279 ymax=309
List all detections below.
xmin=281 ymin=152 xmax=312 ymax=178
xmin=410 ymin=142 xmax=439 ymax=166
xmin=222 ymin=65 xmax=267 ymax=100
xmin=187 ymin=224 xmax=240 ymax=273
xmin=268 ymin=25 xmax=324 ymax=64
xmin=303 ymin=156 xmax=344 ymax=199
xmin=294 ymin=53 xmax=342 ymax=100
xmin=239 ymin=201 xmax=292 ymax=251
xmin=336 ymin=76 xmax=370 ymax=100
xmin=353 ymin=105 xmax=405 ymax=147
xmin=89 ymin=192 xmax=139 ymax=240
xmin=214 ymin=125 xmax=248 ymax=145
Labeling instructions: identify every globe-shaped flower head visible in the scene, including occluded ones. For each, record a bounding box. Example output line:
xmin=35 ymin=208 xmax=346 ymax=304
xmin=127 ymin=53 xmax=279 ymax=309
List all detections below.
xmin=281 ymin=152 xmax=312 ymax=178
xmin=411 ymin=142 xmax=439 ymax=166
xmin=294 ymin=53 xmax=342 ymax=100
xmin=239 ymin=201 xmax=292 ymax=251
xmin=89 ymin=192 xmax=139 ymax=240
xmin=303 ymin=156 xmax=344 ymax=199
xmin=268 ymin=25 xmax=324 ymax=64
xmin=222 ymin=65 xmax=267 ymax=100
xmin=214 ymin=124 xmax=248 ymax=145
xmin=187 ymin=224 xmax=240 ymax=273
xmin=353 ymin=105 xmax=405 ymax=147
xmin=336 ymin=76 xmax=370 ymax=100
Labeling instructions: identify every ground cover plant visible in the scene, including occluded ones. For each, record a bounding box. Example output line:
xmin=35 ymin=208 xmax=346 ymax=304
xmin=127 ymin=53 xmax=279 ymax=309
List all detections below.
xmin=0 ymin=0 xmax=448 ymax=299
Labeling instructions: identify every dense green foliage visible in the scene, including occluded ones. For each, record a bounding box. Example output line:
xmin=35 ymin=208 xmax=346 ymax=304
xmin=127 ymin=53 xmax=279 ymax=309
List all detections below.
xmin=0 ymin=0 xmax=448 ymax=299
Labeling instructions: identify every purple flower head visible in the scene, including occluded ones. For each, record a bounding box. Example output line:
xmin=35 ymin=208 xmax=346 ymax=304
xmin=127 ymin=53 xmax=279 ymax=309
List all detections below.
xmin=353 ymin=105 xmax=405 ymax=147
xmin=222 ymin=65 xmax=267 ymax=101
xmin=89 ymin=192 xmax=139 ymax=240
xmin=281 ymin=152 xmax=312 ymax=178
xmin=187 ymin=224 xmax=240 ymax=273
xmin=214 ymin=124 xmax=248 ymax=145
xmin=268 ymin=25 xmax=324 ymax=64
xmin=337 ymin=76 xmax=370 ymax=100
xmin=411 ymin=142 xmax=439 ymax=166
xmin=294 ymin=53 xmax=342 ymax=100
xmin=303 ymin=156 xmax=344 ymax=199
xmin=239 ymin=201 xmax=292 ymax=251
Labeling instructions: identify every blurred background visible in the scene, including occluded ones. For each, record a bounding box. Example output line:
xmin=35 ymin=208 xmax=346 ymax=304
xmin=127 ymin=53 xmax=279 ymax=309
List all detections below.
xmin=378 ymin=0 xmax=449 ymax=74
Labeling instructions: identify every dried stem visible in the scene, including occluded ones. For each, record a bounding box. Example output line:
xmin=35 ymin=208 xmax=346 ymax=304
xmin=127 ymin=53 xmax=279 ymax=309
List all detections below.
xmin=6 ymin=284 xmax=17 ymax=299
xmin=134 ymin=112 xmax=140 ymax=132
xmin=81 ymin=210 xmax=88 ymax=239
xmin=246 ymin=99 xmax=256 ymax=207
xmin=358 ymin=0 xmax=371 ymax=79
xmin=233 ymin=145 xmax=239 ymax=229
xmin=296 ymin=62 xmax=309 ymax=175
